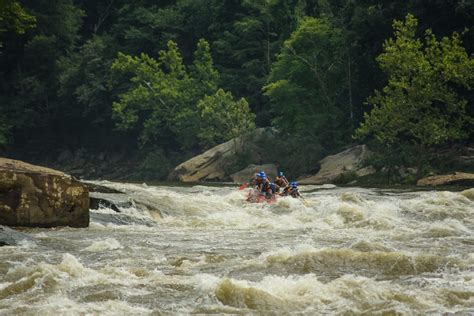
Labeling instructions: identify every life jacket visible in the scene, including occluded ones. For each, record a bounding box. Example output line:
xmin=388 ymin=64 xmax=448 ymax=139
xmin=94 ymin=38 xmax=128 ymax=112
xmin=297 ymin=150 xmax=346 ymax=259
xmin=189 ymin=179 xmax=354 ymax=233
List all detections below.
xmin=253 ymin=177 xmax=266 ymax=187
xmin=274 ymin=176 xmax=288 ymax=187
xmin=260 ymin=179 xmax=271 ymax=192
xmin=290 ymin=188 xmax=300 ymax=197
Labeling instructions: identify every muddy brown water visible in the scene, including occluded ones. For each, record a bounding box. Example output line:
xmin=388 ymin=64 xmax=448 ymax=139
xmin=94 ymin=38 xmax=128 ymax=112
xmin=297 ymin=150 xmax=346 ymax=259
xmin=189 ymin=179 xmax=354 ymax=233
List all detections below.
xmin=1 ymin=182 xmax=473 ymax=314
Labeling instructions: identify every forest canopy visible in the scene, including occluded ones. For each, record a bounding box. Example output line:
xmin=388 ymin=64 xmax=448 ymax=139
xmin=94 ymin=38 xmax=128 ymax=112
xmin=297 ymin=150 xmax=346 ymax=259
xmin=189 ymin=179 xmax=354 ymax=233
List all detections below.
xmin=0 ymin=0 xmax=473 ymax=180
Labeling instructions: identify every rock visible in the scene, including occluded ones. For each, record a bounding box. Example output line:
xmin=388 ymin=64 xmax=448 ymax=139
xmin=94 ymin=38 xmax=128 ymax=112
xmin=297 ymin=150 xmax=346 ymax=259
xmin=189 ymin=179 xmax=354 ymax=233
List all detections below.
xmin=90 ymin=197 xmax=121 ymax=213
xmin=230 ymin=164 xmax=278 ymax=184
xmin=355 ymin=166 xmax=376 ymax=177
xmin=169 ymin=128 xmax=276 ymax=182
xmin=0 ymin=157 xmax=89 ymax=228
xmin=84 ymin=182 xmax=123 ymax=194
xmin=0 ymin=225 xmax=33 ymax=246
xmin=89 ymin=192 xmax=134 ymax=212
xmin=298 ymin=145 xmax=372 ymax=184
xmin=416 ymin=172 xmax=474 ymax=186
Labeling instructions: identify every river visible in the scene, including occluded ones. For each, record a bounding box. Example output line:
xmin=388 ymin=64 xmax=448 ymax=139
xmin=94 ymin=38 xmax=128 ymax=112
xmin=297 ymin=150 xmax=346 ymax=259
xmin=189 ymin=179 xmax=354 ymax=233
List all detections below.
xmin=1 ymin=182 xmax=473 ymax=314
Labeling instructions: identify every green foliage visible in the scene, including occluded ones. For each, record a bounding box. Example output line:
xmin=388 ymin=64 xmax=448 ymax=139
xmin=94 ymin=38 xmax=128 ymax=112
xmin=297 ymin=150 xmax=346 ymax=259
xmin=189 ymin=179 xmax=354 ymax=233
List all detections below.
xmin=334 ymin=171 xmax=358 ymax=185
xmin=0 ymin=0 xmax=84 ymax=142
xmin=138 ymin=149 xmax=174 ymax=180
xmin=0 ymin=114 xmax=10 ymax=145
xmin=0 ymin=0 xmax=36 ymax=143
xmin=58 ymin=35 xmax=115 ymax=125
xmin=212 ymin=0 xmax=299 ymax=125
xmin=189 ymin=39 xmax=219 ymax=97
xmin=197 ymin=89 xmax=256 ymax=148
xmin=355 ymin=14 xmax=474 ymax=172
xmin=264 ymin=16 xmax=349 ymax=153
xmin=111 ymin=39 xmax=221 ymax=149
xmin=0 ymin=0 xmax=36 ymax=40
xmin=1 ymin=0 xmax=474 ymax=182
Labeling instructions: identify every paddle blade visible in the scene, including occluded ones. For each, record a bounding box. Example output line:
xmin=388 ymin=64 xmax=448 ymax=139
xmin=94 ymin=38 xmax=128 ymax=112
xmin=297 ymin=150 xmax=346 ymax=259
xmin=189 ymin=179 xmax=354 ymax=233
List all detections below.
xmin=239 ymin=182 xmax=249 ymax=190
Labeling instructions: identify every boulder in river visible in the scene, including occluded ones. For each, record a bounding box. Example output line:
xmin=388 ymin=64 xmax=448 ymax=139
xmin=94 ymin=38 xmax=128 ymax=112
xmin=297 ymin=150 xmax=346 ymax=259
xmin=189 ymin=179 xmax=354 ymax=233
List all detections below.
xmin=169 ymin=128 xmax=276 ymax=182
xmin=0 ymin=157 xmax=89 ymax=227
xmin=416 ymin=172 xmax=474 ymax=186
xmin=298 ymin=145 xmax=373 ymax=184
xmin=230 ymin=164 xmax=277 ymax=184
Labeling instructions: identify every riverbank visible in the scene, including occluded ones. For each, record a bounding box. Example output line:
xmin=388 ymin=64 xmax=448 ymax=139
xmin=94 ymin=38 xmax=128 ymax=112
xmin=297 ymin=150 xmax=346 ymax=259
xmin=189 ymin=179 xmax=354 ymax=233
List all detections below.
xmin=3 ymin=137 xmax=474 ymax=187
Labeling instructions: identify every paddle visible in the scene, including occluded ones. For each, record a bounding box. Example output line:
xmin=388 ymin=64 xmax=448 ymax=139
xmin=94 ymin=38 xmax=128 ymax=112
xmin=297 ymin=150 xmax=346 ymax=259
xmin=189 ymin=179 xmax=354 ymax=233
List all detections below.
xmin=239 ymin=182 xmax=249 ymax=190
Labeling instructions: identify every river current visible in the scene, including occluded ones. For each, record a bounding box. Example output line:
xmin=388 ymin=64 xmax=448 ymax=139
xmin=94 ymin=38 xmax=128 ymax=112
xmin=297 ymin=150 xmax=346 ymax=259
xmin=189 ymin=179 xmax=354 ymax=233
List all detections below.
xmin=1 ymin=182 xmax=473 ymax=315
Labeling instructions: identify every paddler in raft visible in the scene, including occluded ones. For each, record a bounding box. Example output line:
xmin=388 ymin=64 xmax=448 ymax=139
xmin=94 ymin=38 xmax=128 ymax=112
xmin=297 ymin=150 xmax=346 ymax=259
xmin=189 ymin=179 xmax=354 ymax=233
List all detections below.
xmin=274 ymin=171 xmax=289 ymax=194
xmin=253 ymin=171 xmax=270 ymax=192
xmin=280 ymin=181 xmax=301 ymax=198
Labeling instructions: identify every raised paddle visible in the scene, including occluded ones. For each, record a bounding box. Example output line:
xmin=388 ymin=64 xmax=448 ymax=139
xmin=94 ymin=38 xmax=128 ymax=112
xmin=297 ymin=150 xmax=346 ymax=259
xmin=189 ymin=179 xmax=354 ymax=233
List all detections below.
xmin=239 ymin=182 xmax=249 ymax=190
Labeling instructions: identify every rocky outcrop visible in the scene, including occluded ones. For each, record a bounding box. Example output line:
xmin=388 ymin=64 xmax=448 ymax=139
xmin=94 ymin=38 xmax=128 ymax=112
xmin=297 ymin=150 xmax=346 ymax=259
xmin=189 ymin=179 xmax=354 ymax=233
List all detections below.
xmin=230 ymin=164 xmax=277 ymax=184
xmin=0 ymin=158 xmax=89 ymax=228
xmin=169 ymin=128 xmax=276 ymax=182
xmin=85 ymin=182 xmax=123 ymax=194
xmin=298 ymin=145 xmax=373 ymax=184
xmin=416 ymin=172 xmax=474 ymax=186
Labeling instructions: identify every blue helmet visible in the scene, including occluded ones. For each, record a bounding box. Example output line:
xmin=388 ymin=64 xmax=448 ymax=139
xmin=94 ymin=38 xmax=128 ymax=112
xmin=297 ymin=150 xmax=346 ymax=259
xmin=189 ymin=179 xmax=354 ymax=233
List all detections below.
xmin=269 ymin=183 xmax=276 ymax=189
xmin=290 ymin=182 xmax=298 ymax=188
xmin=256 ymin=172 xmax=264 ymax=178
xmin=279 ymin=171 xmax=284 ymax=176
xmin=260 ymin=171 xmax=266 ymax=176
xmin=261 ymin=175 xmax=267 ymax=180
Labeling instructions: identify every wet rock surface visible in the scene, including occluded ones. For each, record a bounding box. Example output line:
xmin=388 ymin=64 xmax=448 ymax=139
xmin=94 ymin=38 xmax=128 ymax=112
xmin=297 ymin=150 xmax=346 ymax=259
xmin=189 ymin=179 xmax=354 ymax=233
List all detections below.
xmin=417 ymin=172 xmax=474 ymax=186
xmin=0 ymin=158 xmax=89 ymax=228
xmin=298 ymin=145 xmax=373 ymax=184
xmin=230 ymin=164 xmax=277 ymax=184
xmin=169 ymin=128 xmax=276 ymax=182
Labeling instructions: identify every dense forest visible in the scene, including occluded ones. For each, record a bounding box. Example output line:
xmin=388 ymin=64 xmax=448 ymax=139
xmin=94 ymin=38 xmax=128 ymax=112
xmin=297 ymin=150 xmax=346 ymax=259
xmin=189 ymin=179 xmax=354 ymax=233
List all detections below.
xmin=0 ymin=0 xmax=473 ymax=181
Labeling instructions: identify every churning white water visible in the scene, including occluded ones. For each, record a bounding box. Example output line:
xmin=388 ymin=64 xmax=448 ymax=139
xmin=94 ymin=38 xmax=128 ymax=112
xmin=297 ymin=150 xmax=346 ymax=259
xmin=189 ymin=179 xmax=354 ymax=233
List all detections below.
xmin=1 ymin=182 xmax=473 ymax=314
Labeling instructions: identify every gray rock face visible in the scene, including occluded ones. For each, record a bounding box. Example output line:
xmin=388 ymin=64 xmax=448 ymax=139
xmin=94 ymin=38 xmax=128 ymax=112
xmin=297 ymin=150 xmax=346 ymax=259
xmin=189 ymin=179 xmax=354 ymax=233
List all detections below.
xmin=0 ymin=158 xmax=89 ymax=228
xmin=417 ymin=172 xmax=474 ymax=186
xmin=230 ymin=164 xmax=278 ymax=184
xmin=169 ymin=128 xmax=276 ymax=182
xmin=298 ymin=145 xmax=373 ymax=184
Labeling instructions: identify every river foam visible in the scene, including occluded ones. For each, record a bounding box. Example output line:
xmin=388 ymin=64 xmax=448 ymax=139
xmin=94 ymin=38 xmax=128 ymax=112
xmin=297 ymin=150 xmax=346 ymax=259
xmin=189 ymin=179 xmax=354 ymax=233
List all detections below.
xmin=1 ymin=182 xmax=473 ymax=314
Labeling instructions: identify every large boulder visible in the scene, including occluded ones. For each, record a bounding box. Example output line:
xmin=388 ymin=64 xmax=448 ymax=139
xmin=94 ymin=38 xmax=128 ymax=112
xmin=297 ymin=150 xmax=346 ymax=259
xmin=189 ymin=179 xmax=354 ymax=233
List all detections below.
xmin=169 ymin=128 xmax=276 ymax=182
xmin=230 ymin=164 xmax=278 ymax=184
xmin=298 ymin=145 xmax=372 ymax=184
xmin=0 ymin=158 xmax=89 ymax=227
xmin=417 ymin=172 xmax=474 ymax=186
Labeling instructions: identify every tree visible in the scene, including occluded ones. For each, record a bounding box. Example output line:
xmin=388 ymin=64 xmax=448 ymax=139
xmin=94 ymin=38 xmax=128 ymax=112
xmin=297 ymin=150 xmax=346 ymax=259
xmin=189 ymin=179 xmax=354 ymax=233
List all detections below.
xmin=263 ymin=17 xmax=348 ymax=151
xmin=111 ymin=39 xmax=220 ymax=150
xmin=355 ymin=14 xmax=474 ymax=174
xmin=197 ymin=89 xmax=256 ymax=148
xmin=0 ymin=0 xmax=83 ymax=147
xmin=212 ymin=0 xmax=299 ymax=125
xmin=0 ymin=0 xmax=35 ymax=145
xmin=0 ymin=0 xmax=36 ymax=44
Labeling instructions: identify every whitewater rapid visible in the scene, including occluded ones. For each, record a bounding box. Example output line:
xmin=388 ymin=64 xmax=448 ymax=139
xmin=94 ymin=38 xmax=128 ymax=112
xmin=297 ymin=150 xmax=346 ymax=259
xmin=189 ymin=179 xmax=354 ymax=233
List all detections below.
xmin=0 ymin=182 xmax=473 ymax=314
